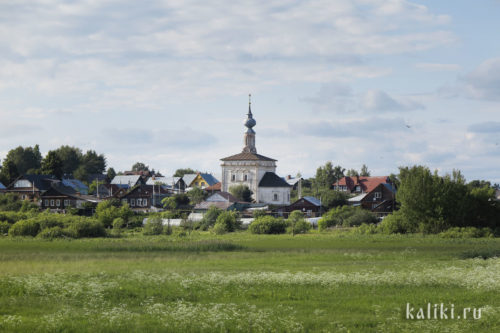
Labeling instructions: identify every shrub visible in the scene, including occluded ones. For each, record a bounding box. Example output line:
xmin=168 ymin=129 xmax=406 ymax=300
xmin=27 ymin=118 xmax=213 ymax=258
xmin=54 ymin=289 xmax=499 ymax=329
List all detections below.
xmin=249 ymin=216 xmax=287 ymax=234
xmin=8 ymin=219 xmax=40 ymax=237
xmin=252 ymin=209 xmax=267 ymax=218
xmin=378 ymin=211 xmax=415 ymax=234
xmin=112 ymin=217 xmax=125 ymax=229
xmin=213 ymin=211 xmax=240 ymax=233
xmin=213 ymin=221 xmax=228 ymax=235
xmin=344 ymin=209 xmax=378 ymax=227
xmin=37 ymin=226 xmax=66 ymax=239
xmin=66 ymin=219 xmax=106 ymax=238
xmin=292 ymin=220 xmax=311 ymax=234
xmin=0 ymin=221 xmax=11 ymax=234
xmin=287 ymin=210 xmax=311 ymax=235
xmin=351 ymin=223 xmax=379 ymax=235
xmin=199 ymin=205 xmax=223 ymax=230
xmin=143 ymin=216 xmax=163 ymax=235
xmin=439 ymin=227 xmax=493 ymax=238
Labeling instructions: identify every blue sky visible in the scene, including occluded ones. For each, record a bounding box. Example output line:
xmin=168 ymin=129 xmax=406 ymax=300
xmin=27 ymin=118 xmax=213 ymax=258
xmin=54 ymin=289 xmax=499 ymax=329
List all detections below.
xmin=0 ymin=0 xmax=499 ymax=183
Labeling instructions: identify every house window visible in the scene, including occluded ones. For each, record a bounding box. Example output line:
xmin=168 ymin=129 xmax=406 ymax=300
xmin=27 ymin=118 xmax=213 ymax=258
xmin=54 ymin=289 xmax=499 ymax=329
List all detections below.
xmin=244 ymin=175 xmax=248 ymax=181
xmin=231 ymin=175 xmax=236 ymax=181
xmin=143 ymin=199 xmax=147 ymax=206
xmin=56 ymin=200 xmax=60 ymax=207
xmin=64 ymin=200 xmax=69 ymax=207
xmin=44 ymin=200 xmax=49 ymax=207
xmin=130 ymin=199 xmax=135 ymax=207
xmin=374 ymin=192 xmax=382 ymax=199
xmin=273 ymin=193 xmax=279 ymax=201
xmin=137 ymin=198 xmax=142 ymax=206
xmin=355 ymin=186 xmax=361 ymax=192
xmin=50 ymin=200 xmax=55 ymax=207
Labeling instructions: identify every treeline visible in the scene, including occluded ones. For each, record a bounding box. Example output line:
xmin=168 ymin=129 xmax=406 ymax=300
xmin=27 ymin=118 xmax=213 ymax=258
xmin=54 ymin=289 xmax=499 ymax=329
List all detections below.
xmin=0 ymin=145 xmax=108 ymax=185
xmin=382 ymin=166 xmax=499 ymax=234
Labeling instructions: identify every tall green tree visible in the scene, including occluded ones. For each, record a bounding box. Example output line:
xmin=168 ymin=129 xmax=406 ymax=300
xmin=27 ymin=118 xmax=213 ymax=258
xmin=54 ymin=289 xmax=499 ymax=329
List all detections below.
xmin=346 ymin=169 xmax=359 ymax=177
xmin=106 ymin=168 xmax=116 ymax=182
xmin=314 ymin=161 xmax=335 ymax=189
xmin=131 ymin=162 xmax=149 ymax=172
xmin=41 ymin=151 xmax=64 ymax=178
xmin=73 ymin=150 xmax=106 ymax=181
xmin=360 ymin=164 xmax=371 ymax=177
xmin=2 ymin=145 xmax=42 ymax=176
xmin=188 ymin=187 xmax=207 ymax=205
xmin=174 ymin=168 xmax=197 ymax=177
xmin=0 ymin=160 xmax=19 ymax=186
xmin=229 ymin=184 xmax=253 ymax=202
xmin=53 ymin=146 xmax=82 ymax=175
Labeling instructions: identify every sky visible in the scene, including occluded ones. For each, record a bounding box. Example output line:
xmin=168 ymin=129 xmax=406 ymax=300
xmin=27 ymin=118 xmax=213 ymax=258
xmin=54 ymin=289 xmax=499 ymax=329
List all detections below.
xmin=0 ymin=0 xmax=499 ymax=183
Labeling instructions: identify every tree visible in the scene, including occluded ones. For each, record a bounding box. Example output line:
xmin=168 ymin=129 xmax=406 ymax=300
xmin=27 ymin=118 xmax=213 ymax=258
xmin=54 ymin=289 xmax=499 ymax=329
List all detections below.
xmin=74 ymin=150 xmax=106 ymax=181
xmin=41 ymin=151 xmax=64 ymax=178
xmin=0 ymin=160 xmax=19 ymax=186
xmin=161 ymin=193 xmax=190 ymax=210
xmin=319 ymin=189 xmax=347 ymax=210
xmin=106 ymin=168 xmax=116 ymax=182
xmin=131 ymin=162 xmax=149 ymax=172
xmin=199 ymin=205 xmax=223 ymax=230
xmin=314 ymin=161 xmax=335 ymax=189
xmin=360 ymin=164 xmax=371 ymax=177
xmin=229 ymin=184 xmax=253 ymax=202
xmin=53 ymin=146 xmax=82 ymax=176
xmin=287 ymin=210 xmax=307 ymax=236
xmin=174 ymin=168 xmax=197 ymax=177
xmin=188 ymin=187 xmax=207 ymax=205
xmin=346 ymin=169 xmax=359 ymax=177
xmin=214 ymin=211 xmax=240 ymax=234
xmin=2 ymin=145 xmax=42 ymax=176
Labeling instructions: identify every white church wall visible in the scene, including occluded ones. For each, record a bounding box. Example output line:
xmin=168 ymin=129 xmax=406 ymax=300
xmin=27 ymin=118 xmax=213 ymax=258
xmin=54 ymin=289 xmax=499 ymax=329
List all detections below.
xmin=258 ymin=187 xmax=291 ymax=205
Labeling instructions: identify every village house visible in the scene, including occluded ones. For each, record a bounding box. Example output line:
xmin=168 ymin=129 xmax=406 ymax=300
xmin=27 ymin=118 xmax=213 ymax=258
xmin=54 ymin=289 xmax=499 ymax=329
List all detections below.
xmin=41 ymin=182 xmax=101 ymax=210
xmin=183 ymin=173 xmax=219 ymax=189
xmin=275 ymin=196 xmax=323 ymax=218
xmin=193 ymin=192 xmax=240 ymax=212
xmin=347 ymin=180 xmax=396 ymax=216
xmin=146 ymin=176 xmax=186 ymax=193
xmin=118 ymin=185 xmax=170 ymax=211
xmin=62 ymin=178 xmax=89 ymax=195
xmin=5 ymin=174 xmax=58 ymax=201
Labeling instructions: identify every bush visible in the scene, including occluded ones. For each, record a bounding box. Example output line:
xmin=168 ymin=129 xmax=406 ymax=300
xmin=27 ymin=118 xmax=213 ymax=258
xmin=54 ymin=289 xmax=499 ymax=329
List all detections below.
xmin=292 ymin=220 xmax=311 ymax=234
xmin=287 ymin=210 xmax=311 ymax=235
xmin=37 ymin=226 xmax=67 ymax=239
xmin=351 ymin=223 xmax=379 ymax=235
xmin=249 ymin=216 xmax=287 ymax=234
xmin=66 ymin=219 xmax=106 ymax=238
xmin=213 ymin=221 xmax=228 ymax=235
xmin=112 ymin=217 xmax=125 ymax=229
xmin=8 ymin=219 xmax=40 ymax=237
xmin=344 ymin=209 xmax=378 ymax=227
xmin=0 ymin=221 xmax=11 ymax=234
xmin=199 ymin=205 xmax=223 ymax=230
xmin=252 ymin=209 xmax=267 ymax=218
xmin=213 ymin=211 xmax=240 ymax=234
xmin=318 ymin=206 xmax=377 ymax=230
xmin=143 ymin=216 xmax=163 ymax=235
xmin=378 ymin=211 xmax=410 ymax=234
xmin=439 ymin=227 xmax=493 ymax=238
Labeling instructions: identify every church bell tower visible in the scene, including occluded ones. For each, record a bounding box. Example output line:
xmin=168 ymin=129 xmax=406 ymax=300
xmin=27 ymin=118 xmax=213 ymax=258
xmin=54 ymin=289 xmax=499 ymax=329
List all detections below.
xmin=242 ymin=94 xmax=257 ymax=154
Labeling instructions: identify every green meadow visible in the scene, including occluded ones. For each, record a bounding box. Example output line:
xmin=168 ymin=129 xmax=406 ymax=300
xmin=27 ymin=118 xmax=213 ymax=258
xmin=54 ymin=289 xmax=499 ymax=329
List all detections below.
xmin=0 ymin=232 xmax=499 ymax=332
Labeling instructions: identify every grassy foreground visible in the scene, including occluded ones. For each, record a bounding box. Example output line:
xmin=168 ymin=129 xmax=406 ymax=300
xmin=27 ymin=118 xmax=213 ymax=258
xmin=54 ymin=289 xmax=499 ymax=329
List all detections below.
xmin=0 ymin=232 xmax=499 ymax=332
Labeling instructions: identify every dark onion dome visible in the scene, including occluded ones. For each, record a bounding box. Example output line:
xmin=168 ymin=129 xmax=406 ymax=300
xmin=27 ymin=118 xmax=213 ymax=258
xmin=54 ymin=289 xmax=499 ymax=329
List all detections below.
xmin=244 ymin=116 xmax=256 ymax=128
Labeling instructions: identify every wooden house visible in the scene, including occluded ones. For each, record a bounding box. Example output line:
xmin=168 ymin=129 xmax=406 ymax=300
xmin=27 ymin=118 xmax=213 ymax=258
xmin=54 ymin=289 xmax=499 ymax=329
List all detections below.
xmin=41 ymin=183 xmax=101 ymax=210
xmin=275 ymin=196 xmax=323 ymax=218
xmin=5 ymin=174 xmax=58 ymax=201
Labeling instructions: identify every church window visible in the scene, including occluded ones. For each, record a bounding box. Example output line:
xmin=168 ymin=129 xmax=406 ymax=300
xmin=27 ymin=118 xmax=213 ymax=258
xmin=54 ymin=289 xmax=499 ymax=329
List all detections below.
xmin=231 ymin=175 xmax=235 ymax=181
xmin=273 ymin=193 xmax=279 ymax=201
xmin=244 ymin=174 xmax=248 ymax=181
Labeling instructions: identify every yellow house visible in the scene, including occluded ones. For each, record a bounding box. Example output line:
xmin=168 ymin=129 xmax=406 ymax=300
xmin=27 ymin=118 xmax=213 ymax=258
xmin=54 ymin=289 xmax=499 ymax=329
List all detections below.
xmin=184 ymin=173 xmax=219 ymax=189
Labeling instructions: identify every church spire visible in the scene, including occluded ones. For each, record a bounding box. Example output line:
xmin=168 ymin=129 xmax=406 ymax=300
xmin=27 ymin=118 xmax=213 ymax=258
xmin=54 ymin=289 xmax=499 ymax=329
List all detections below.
xmin=243 ymin=94 xmax=257 ymax=154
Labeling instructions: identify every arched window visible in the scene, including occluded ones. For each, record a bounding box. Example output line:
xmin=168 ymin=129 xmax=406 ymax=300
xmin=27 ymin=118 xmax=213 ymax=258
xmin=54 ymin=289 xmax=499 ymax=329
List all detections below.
xmin=231 ymin=174 xmax=236 ymax=181
xmin=244 ymin=174 xmax=248 ymax=181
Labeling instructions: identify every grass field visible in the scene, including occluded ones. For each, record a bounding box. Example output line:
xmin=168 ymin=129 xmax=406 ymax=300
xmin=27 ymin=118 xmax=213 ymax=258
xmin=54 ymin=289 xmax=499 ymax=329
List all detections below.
xmin=0 ymin=232 xmax=499 ymax=332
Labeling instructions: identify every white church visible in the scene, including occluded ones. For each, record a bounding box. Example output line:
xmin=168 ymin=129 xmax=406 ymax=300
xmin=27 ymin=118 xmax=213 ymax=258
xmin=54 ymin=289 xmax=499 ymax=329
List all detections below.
xmin=220 ymin=97 xmax=291 ymax=205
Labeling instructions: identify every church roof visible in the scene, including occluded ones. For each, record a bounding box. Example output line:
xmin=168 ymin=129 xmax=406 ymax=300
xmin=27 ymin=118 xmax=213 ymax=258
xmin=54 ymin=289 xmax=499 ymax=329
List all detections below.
xmin=220 ymin=152 xmax=276 ymax=162
xmin=258 ymin=172 xmax=291 ymax=188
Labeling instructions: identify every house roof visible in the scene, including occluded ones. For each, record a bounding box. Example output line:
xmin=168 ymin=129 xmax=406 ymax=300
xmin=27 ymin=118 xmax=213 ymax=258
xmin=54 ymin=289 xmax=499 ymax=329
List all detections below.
xmin=302 ymin=196 xmax=322 ymax=206
xmin=194 ymin=201 xmax=235 ymax=211
xmin=199 ymin=173 xmax=219 ymax=186
xmin=336 ymin=176 xmax=391 ymax=193
xmin=44 ymin=183 xmax=101 ymax=203
xmin=62 ymin=179 xmax=89 ymax=194
xmin=258 ymin=172 xmax=292 ymax=188
xmin=348 ymin=193 xmax=368 ymax=202
xmin=182 ymin=174 xmax=198 ymax=187
xmin=205 ymin=182 xmax=221 ymax=191
xmin=206 ymin=191 xmax=239 ymax=203
xmin=285 ymin=177 xmax=301 ymax=186
xmin=146 ymin=176 xmax=182 ymax=186
xmin=0 ymin=182 xmax=5 ymax=190
xmin=12 ymin=174 xmax=58 ymax=191
xmin=86 ymin=173 xmax=107 ymax=183
xmin=220 ymin=152 xmax=276 ymax=162
xmin=111 ymin=175 xmax=141 ymax=187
